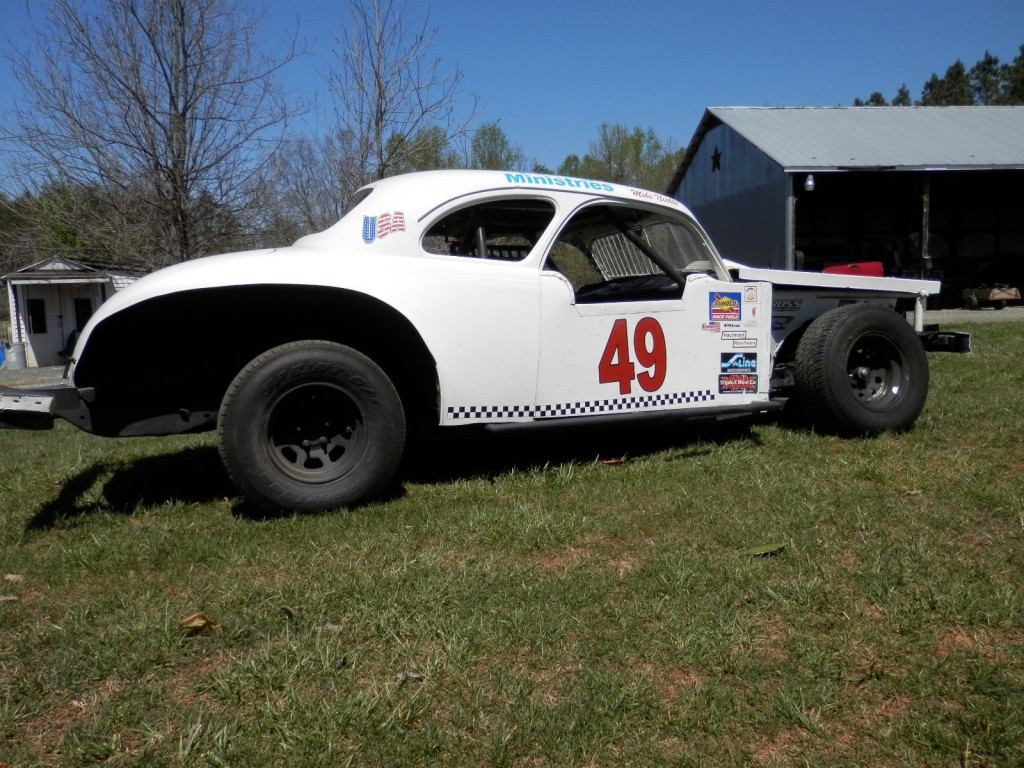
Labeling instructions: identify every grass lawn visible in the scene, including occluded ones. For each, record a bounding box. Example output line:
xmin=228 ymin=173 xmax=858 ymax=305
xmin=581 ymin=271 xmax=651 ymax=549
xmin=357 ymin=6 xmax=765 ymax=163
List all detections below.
xmin=1 ymin=321 xmax=1022 ymax=767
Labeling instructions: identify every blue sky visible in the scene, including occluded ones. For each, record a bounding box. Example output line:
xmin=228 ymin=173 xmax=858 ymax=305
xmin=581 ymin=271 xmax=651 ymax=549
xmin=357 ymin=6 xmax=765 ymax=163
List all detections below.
xmin=1 ymin=0 xmax=1023 ymax=172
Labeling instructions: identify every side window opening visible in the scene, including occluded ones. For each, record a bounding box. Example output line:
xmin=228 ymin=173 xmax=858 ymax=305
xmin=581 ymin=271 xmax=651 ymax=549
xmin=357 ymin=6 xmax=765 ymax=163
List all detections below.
xmin=423 ymin=199 xmax=555 ymax=261
xmin=544 ymin=204 xmax=716 ymax=303
xmin=28 ymin=298 xmax=48 ymax=334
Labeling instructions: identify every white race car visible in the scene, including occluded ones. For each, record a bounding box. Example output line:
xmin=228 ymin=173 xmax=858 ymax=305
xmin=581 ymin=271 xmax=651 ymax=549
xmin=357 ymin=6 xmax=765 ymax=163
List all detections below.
xmin=0 ymin=170 xmax=969 ymax=511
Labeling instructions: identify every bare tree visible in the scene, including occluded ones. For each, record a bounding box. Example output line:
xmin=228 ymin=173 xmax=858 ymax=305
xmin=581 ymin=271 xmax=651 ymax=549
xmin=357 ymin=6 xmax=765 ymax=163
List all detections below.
xmin=329 ymin=0 xmax=474 ymax=186
xmin=257 ymin=0 xmax=474 ymax=241
xmin=250 ymin=135 xmax=349 ymax=243
xmin=2 ymin=0 xmax=296 ymax=267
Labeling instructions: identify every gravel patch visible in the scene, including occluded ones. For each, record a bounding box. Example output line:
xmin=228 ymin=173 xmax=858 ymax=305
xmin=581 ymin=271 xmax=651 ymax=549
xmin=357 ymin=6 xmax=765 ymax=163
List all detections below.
xmin=924 ymin=306 xmax=1024 ymax=327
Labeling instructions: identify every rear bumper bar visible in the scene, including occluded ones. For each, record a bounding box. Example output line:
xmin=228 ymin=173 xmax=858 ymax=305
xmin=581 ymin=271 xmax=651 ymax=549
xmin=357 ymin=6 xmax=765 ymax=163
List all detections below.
xmin=918 ymin=326 xmax=972 ymax=354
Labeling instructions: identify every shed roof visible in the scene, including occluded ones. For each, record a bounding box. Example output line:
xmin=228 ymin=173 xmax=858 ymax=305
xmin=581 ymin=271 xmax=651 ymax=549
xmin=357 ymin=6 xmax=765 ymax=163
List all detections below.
xmin=670 ymin=106 xmax=1024 ymax=191
xmin=1 ymin=255 xmax=141 ymax=284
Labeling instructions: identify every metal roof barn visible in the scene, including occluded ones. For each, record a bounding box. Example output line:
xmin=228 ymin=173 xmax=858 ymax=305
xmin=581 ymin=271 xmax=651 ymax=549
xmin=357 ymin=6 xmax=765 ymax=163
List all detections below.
xmin=669 ymin=107 xmax=1024 ymax=305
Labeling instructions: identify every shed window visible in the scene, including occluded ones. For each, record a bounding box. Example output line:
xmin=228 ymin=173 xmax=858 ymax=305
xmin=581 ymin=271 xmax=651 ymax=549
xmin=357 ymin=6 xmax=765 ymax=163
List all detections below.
xmin=423 ymin=199 xmax=555 ymax=260
xmin=28 ymin=298 xmax=47 ymax=334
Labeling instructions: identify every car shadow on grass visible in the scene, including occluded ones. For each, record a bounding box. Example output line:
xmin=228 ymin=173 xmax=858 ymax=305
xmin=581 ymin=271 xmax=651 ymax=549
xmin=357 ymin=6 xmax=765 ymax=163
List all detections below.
xmin=400 ymin=418 xmax=761 ymax=485
xmin=26 ymin=419 xmax=763 ymax=530
xmin=26 ymin=446 xmax=236 ymax=531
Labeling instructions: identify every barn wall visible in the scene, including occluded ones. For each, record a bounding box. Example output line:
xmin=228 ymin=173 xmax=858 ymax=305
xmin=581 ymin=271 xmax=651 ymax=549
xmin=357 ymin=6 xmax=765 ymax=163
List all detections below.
xmin=676 ymin=123 xmax=790 ymax=269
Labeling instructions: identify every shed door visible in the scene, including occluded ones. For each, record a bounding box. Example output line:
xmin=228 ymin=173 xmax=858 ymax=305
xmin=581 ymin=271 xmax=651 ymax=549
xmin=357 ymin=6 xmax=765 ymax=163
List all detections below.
xmin=22 ymin=284 xmax=101 ymax=366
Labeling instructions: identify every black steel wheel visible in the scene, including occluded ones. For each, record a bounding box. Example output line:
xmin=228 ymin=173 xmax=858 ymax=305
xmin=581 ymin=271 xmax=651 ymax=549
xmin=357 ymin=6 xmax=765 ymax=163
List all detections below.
xmin=218 ymin=341 xmax=405 ymax=512
xmin=846 ymin=333 xmax=908 ymax=409
xmin=794 ymin=304 xmax=929 ymax=434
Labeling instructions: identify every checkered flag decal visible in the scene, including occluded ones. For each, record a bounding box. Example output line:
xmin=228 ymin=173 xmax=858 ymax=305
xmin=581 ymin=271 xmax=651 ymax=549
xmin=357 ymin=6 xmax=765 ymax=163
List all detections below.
xmin=447 ymin=389 xmax=715 ymax=421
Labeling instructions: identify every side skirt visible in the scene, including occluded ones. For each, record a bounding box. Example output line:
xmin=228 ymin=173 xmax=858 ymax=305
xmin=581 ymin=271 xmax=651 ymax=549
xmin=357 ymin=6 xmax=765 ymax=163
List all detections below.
xmin=481 ymin=401 xmax=785 ymax=435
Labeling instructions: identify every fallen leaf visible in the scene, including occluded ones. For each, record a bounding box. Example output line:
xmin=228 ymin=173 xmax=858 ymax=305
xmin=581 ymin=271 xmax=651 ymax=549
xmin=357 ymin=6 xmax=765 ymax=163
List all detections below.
xmin=0 ymin=595 xmax=18 ymax=603
xmin=601 ymin=457 xmax=627 ymax=465
xmin=3 ymin=574 xmax=24 ymax=583
xmin=179 ymin=611 xmax=219 ymax=636
xmin=743 ymin=543 xmax=786 ymax=557
xmin=280 ymin=605 xmax=296 ymax=620
xmin=396 ymin=670 xmax=424 ymax=683
xmin=316 ymin=622 xmax=344 ymax=633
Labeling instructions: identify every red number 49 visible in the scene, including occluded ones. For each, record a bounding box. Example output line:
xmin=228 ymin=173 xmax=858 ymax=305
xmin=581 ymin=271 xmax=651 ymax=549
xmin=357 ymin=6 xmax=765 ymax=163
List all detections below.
xmin=598 ymin=317 xmax=667 ymax=395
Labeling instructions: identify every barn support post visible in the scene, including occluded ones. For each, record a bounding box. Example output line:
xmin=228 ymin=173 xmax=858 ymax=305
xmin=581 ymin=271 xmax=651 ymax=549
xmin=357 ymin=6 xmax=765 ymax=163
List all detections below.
xmin=920 ymin=176 xmax=931 ymax=278
xmin=786 ymin=187 xmax=796 ymax=270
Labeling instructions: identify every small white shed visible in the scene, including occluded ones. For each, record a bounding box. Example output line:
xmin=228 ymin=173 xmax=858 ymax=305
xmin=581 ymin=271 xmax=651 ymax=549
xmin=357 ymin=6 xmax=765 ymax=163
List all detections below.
xmin=2 ymin=256 xmax=139 ymax=367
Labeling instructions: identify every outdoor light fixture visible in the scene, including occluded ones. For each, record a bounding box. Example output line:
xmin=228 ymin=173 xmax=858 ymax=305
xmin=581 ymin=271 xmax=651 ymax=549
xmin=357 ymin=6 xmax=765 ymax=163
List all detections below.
xmin=804 ymin=174 xmax=815 ymax=192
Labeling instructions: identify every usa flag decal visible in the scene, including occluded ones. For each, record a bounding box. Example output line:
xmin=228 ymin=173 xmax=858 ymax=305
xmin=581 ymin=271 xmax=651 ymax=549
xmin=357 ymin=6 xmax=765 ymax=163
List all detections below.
xmin=362 ymin=212 xmax=406 ymax=243
xmin=362 ymin=216 xmax=376 ymax=243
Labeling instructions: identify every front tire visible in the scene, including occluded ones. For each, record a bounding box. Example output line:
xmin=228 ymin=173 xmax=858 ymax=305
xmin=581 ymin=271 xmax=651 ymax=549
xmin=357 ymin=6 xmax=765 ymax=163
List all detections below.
xmin=218 ymin=341 xmax=405 ymax=512
xmin=794 ymin=304 xmax=929 ymax=435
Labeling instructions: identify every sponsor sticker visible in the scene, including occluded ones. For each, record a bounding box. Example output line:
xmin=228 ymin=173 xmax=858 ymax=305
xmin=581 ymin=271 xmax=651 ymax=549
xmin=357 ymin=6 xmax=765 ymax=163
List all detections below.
xmin=743 ymin=286 xmax=758 ymax=303
xmin=772 ymin=298 xmax=802 ymax=312
xmin=721 ymin=352 xmax=758 ymax=373
xmin=722 ymin=330 xmax=746 ymax=340
xmin=701 ymin=322 xmax=721 ymax=332
xmin=719 ymin=373 xmax=757 ymax=394
xmin=732 ymin=339 xmax=758 ymax=348
xmin=709 ymin=292 xmax=741 ymax=322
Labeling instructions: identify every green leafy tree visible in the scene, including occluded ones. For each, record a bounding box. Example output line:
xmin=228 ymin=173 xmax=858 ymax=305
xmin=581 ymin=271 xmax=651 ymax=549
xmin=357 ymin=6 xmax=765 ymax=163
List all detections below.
xmin=970 ymin=51 xmax=1005 ymax=104
xmin=389 ymin=126 xmax=462 ymax=173
xmin=557 ymin=124 xmax=683 ymax=191
xmin=853 ymin=91 xmax=887 ymax=106
xmin=468 ymin=122 xmax=525 ymax=170
xmin=920 ymin=60 xmax=973 ymax=105
xmin=1003 ymin=45 xmax=1024 ymax=103
xmin=891 ymin=84 xmax=912 ymax=106
xmin=853 ymin=46 xmax=1024 ymax=106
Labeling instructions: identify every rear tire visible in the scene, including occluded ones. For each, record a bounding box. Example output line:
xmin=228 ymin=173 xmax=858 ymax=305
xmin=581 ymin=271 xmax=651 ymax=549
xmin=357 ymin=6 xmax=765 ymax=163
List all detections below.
xmin=794 ymin=304 xmax=929 ymax=435
xmin=218 ymin=341 xmax=405 ymax=512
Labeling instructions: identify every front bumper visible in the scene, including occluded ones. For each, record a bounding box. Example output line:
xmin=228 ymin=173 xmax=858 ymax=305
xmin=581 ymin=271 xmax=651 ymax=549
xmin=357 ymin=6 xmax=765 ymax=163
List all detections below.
xmin=0 ymin=385 xmax=92 ymax=431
